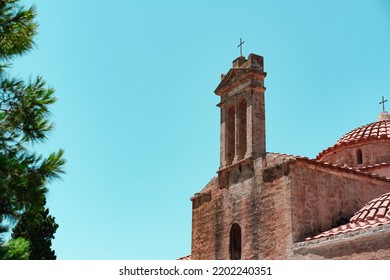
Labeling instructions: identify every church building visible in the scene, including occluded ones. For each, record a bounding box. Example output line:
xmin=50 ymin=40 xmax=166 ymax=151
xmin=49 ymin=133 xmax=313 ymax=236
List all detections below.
xmin=188 ymin=53 xmax=390 ymax=260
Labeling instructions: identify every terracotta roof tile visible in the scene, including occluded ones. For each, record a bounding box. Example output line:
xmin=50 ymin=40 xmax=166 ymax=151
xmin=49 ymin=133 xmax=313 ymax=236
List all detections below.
xmin=381 ymin=200 xmax=390 ymax=208
xmin=377 ymin=207 xmax=387 ymax=218
xmin=373 ymin=200 xmax=382 ymax=209
xmin=305 ymin=192 xmax=390 ymax=241
xmin=357 ymin=210 xmax=369 ymax=222
xmin=367 ymin=209 xmax=377 ymax=219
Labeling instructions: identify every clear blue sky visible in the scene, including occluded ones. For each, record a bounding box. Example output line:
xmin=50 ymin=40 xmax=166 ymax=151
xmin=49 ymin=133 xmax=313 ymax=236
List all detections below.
xmin=10 ymin=0 xmax=390 ymax=259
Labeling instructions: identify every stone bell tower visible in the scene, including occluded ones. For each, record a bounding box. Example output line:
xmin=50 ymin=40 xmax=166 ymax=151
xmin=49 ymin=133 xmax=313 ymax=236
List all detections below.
xmin=215 ymin=54 xmax=267 ymax=187
xmin=190 ymin=53 xmax=268 ymax=260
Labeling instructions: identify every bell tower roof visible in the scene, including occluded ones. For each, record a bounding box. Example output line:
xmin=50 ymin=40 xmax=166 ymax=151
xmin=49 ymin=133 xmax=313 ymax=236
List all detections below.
xmin=215 ymin=53 xmax=266 ymax=97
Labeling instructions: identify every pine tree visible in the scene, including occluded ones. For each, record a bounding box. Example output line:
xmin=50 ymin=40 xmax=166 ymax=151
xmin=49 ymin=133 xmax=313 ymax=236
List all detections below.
xmin=0 ymin=0 xmax=65 ymax=259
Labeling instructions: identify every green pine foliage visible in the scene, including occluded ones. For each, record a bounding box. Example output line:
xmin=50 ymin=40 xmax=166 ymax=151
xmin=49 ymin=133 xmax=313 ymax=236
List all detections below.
xmin=12 ymin=198 xmax=58 ymax=260
xmin=0 ymin=0 xmax=65 ymax=259
xmin=0 ymin=237 xmax=30 ymax=260
xmin=0 ymin=0 xmax=37 ymax=60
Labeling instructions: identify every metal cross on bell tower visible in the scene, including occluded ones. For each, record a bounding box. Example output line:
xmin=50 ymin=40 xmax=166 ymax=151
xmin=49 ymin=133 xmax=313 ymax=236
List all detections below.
xmin=238 ymin=38 xmax=245 ymax=57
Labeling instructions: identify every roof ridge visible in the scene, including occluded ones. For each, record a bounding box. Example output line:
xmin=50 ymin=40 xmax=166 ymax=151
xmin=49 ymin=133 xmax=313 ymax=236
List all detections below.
xmin=304 ymin=219 xmax=390 ymax=241
xmin=267 ymin=153 xmax=390 ymax=182
xmin=267 ymin=152 xmax=299 ymax=158
xmin=357 ymin=162 xmax=390 ymax=171
xmin=294 ymin=157 xmax=390 ymax=182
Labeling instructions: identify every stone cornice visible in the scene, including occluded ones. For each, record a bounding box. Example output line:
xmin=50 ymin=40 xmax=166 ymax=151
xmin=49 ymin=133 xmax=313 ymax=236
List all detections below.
xmin=215 ymin=70 xmax=266 ymax=96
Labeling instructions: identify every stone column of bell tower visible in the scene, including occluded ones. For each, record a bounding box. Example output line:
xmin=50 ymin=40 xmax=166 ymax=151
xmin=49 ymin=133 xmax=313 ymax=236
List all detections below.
xmin=215 ymin=54 xmax=267 ymax=172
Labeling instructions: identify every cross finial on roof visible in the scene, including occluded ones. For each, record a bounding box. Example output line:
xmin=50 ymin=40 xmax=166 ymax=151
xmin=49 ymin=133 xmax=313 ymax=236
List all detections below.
xmin=379 ymin=96 xmax=388 ymax=112
xmin=238 ymin=38 xmax=244 ymax=57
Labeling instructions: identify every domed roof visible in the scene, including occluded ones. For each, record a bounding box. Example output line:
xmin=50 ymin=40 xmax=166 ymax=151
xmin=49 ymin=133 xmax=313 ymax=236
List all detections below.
xmin=317 ymin=117 xmax=390 ymax=160
xmin=305 ymin=192 xmax=390 ymax=241
xmin=335 ymin=120 xmax=390 ymax=146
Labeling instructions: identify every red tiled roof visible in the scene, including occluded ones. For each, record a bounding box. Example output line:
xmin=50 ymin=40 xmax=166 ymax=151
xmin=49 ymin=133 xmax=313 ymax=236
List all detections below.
xmin=305 ymin=192 xmax=390 ymax=241
xmin=336 ymin=120 xmax=390 ymax=145
xmin=317 ymin=120 xmax=390 ymax=159
xmin=177 ymin=255 xmax=191 ymax=260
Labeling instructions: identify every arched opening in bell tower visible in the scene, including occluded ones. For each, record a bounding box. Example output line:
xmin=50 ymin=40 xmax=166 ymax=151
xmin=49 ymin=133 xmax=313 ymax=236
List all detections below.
xmin=237 ymin=99 xmax=247 ymax=160
xmin=226 ymin=106 xmax=235 ymax=165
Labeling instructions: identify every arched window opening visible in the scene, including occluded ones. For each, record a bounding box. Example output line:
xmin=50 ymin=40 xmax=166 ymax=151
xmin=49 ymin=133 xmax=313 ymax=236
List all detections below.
xmin=230 ymin=223 xmax=242 ymax=260
xmin=357 ymin=149 xmax=363 ymax=165
xmin=237 ymin=99 xmax=247 ymax=160
xmin=226 ymin=106 xmax=235 ymax=165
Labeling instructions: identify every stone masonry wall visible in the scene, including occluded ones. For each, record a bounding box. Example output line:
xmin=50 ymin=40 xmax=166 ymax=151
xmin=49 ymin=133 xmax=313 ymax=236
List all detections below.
xmin=191 ymin=154 xmax=296 ymax=260
xmin=257 ymin=157 xmax=294 ymax=259
xmin=191 ymin=177 xmax=219 ymax=260
xmin=290 ymin=161 xmax=390 ymax=243
xmin=191 ymin=160 xmax=262 ymax=260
